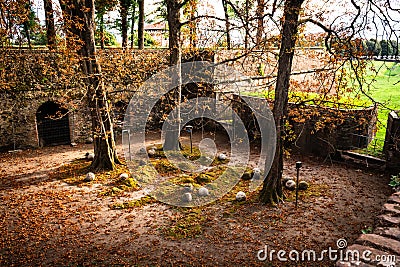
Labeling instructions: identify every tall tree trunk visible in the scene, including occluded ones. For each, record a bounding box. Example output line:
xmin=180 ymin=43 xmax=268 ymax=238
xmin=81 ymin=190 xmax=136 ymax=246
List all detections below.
xmin=260 ymin=0 xmax=304 ymax=204
xmin=188 ymin=0 xmax=197 ymax=48
xmin=164 ymin=0 xmax=181 ymax=151
xmin=244 ymin=0 xmax=249 ymax=50
xmin=43 ymin=0 xmax=56 ymax=49
xmin=7 ymin=9 xmax=13 ymax=44
xmin=130 ymin=2 xmax=136 ymax=49
xmin=255 ymin=0 xmax=264 ymax=48
xmin=62 ymin=0 xmax=120 ymax=171
xmin=222 ymin=0 xmax=231 ymax=50
xmin=99 ymin=14 xmax=105 ymax=49
xmin=23 ymin=22 xmax=32 ymax=48
xmin=137 ymin=0 xmax=144 ymax=49
xmin=120 ymin=0 xmax=130 ymax=48
xmin=23 ymin=1 xmax=32 ymax=49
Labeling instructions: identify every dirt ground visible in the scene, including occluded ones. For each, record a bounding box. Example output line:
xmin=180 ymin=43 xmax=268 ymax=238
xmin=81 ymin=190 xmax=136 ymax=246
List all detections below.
xmin=0 ymin=132 xmax=393 ymax=267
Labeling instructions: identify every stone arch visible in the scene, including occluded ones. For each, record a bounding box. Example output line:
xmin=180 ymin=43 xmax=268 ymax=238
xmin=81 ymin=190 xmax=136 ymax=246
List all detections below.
xmin=36 ymin=101 xmax=71 ymax=146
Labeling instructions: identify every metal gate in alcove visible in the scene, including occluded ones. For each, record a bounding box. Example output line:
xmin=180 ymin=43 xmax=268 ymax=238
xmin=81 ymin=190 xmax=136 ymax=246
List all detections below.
xmin=36 ymin=102 xmax=71 ymax=146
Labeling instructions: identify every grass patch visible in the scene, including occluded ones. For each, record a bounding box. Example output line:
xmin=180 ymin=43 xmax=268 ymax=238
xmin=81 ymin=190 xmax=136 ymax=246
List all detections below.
xmin=358 ymin=61 xmax=400 ymax=154
xmin=99 ymin=177 xmax=140 ymax=197
xmin=149 ymin=144 xmax=203 ymax=160
xmin=152 ymin=159 xmax=181 ymax=175
xmin=162 ymin=208 xmax=205 ymax=239
xmin=49 ymin=158 xmax=141 ymax=196
xmin=284 ymin=183 xmax=331 ymax=202
xmin=49 ymin=159 xmax=91 ymax=185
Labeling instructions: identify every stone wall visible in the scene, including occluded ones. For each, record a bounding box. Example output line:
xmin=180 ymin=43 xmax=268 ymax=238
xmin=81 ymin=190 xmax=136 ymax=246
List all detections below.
xmin=0 ymin=48 xmax=217 ymax=151
xmin=232 ymin=94 xmax=378 ymax=156
xmin=215 ymin=48 xmax=326 ymax=77
xmin=0 ymin=92 xmax=91 ymax=150
xmin=0 ymin=49 xmax=169 ymax=151
xmin=384 ymin=111 xmax=400 ymax=172
xmin=214 ymin=48 xmax=328 ymax=90
xmin=0 ymin=48 xmax=371 ymax=154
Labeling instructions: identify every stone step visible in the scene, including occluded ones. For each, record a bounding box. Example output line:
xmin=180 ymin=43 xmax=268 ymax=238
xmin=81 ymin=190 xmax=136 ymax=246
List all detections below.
xmin=378 ymin=214 xmax=400 ymax=227
xmin=336 ymin=261 xmax=376 ymax=267
xmin=356 ymin=234 xmax=400 ymax=255
xmin=374 ymin=227 xmax=400 ymax=241
xmin=388 ymin=195 xmax=400 ymax=205
xmin=344 ymin=244 xmax=399 ymax=266
xmin=383 ymin=203 xmax=400 ymax=215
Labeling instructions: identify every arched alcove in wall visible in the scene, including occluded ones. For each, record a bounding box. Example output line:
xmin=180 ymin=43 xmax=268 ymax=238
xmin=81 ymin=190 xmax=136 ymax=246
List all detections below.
xmin=36 ymin=101 xmax=71 ymax=146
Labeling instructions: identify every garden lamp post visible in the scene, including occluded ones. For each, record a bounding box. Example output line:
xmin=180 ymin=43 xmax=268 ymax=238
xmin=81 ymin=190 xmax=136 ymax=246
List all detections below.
xmin=185 ymin=125 xmax=193 ymax=153
xmin=295 ymin=161 xmax=302 ymax=208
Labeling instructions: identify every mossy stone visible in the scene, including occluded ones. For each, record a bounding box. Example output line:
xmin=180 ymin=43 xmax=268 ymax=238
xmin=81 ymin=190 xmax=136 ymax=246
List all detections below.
xmin=298 ymin=181 xmax=309 ymax=191
xmin=123 ymin=178 xmax=138 ymax=188
xmin=241 ymin=172 xmax=252 ymax=181
xmin=195 ymin=173 xmax=213 ymax=184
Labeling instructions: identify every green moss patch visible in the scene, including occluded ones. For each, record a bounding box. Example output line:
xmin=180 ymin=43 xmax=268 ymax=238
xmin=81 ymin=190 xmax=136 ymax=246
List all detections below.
xmin=49 ymin=158 xmax=141 ymax=197
xmin=162 ymin=208 xmax=205 ymax=239
xmin=284 ymin=183 xmax=330 ymax=202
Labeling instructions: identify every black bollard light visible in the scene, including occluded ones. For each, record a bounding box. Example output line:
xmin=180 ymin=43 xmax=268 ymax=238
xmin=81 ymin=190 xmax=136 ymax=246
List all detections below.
xmin=295 ymin=161 xmax=302 ymax=209
xmin=185 ymin=125 xmax=193 ymax=153
xmin=122 ymin=129 xmax=131 ymax=161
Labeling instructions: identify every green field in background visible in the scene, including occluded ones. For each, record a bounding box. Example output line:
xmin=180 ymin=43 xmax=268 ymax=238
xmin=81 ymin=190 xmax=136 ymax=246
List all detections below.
xmin=243 ymin=61 xmax=400 ymax=156
xmin=358 ymin=61 xmax=400 ymax=156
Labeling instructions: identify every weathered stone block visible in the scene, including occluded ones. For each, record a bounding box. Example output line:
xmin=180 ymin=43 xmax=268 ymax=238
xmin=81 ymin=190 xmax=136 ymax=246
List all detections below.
xmin=345 ymin=244 xmax=399 ymax=266
xmin=357 ymin=234 xmax=400 ymax=255
xmin=378 ymin=214 xmax=400 ymax=227
xmin=336 ymin=260 xmax=376 ymax=267
xmin=382 ymin=203 xmax=400 ymax=215
xmin=374 ymin=227 xmax=400 ymax=241
xmin=388 ymin=195 xmax=400 ymax=205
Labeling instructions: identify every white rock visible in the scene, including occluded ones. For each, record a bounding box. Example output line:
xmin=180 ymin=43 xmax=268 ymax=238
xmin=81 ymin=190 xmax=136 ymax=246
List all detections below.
xmin=198 ymin=187 xmax=209 ymax=197
xmin=218 ymin=153 xmax=227 ymax=160
xmin=182 ymin=192 xmax=192 ymax=202
xmin=119 ymin=173 xmax=129 ymax=180
xmin=282 ymin=176 xmax=292 ymax=185
xmin=148 ymin=148 xmax=156 ymax=156
xmin=84 ymin=172 xmax=95 ymax=182
xmin=182 ymin=184 xmax=194 ymax=193
xmin=298 ymin=181 xmax=309 ymax=190
xmin=86 ymin=153 xmax=94 ymax=160
xmin=236 ymin=191 xmax=246 ymax=201
xmin=285 ymin=179 xmax=296 ymax=191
